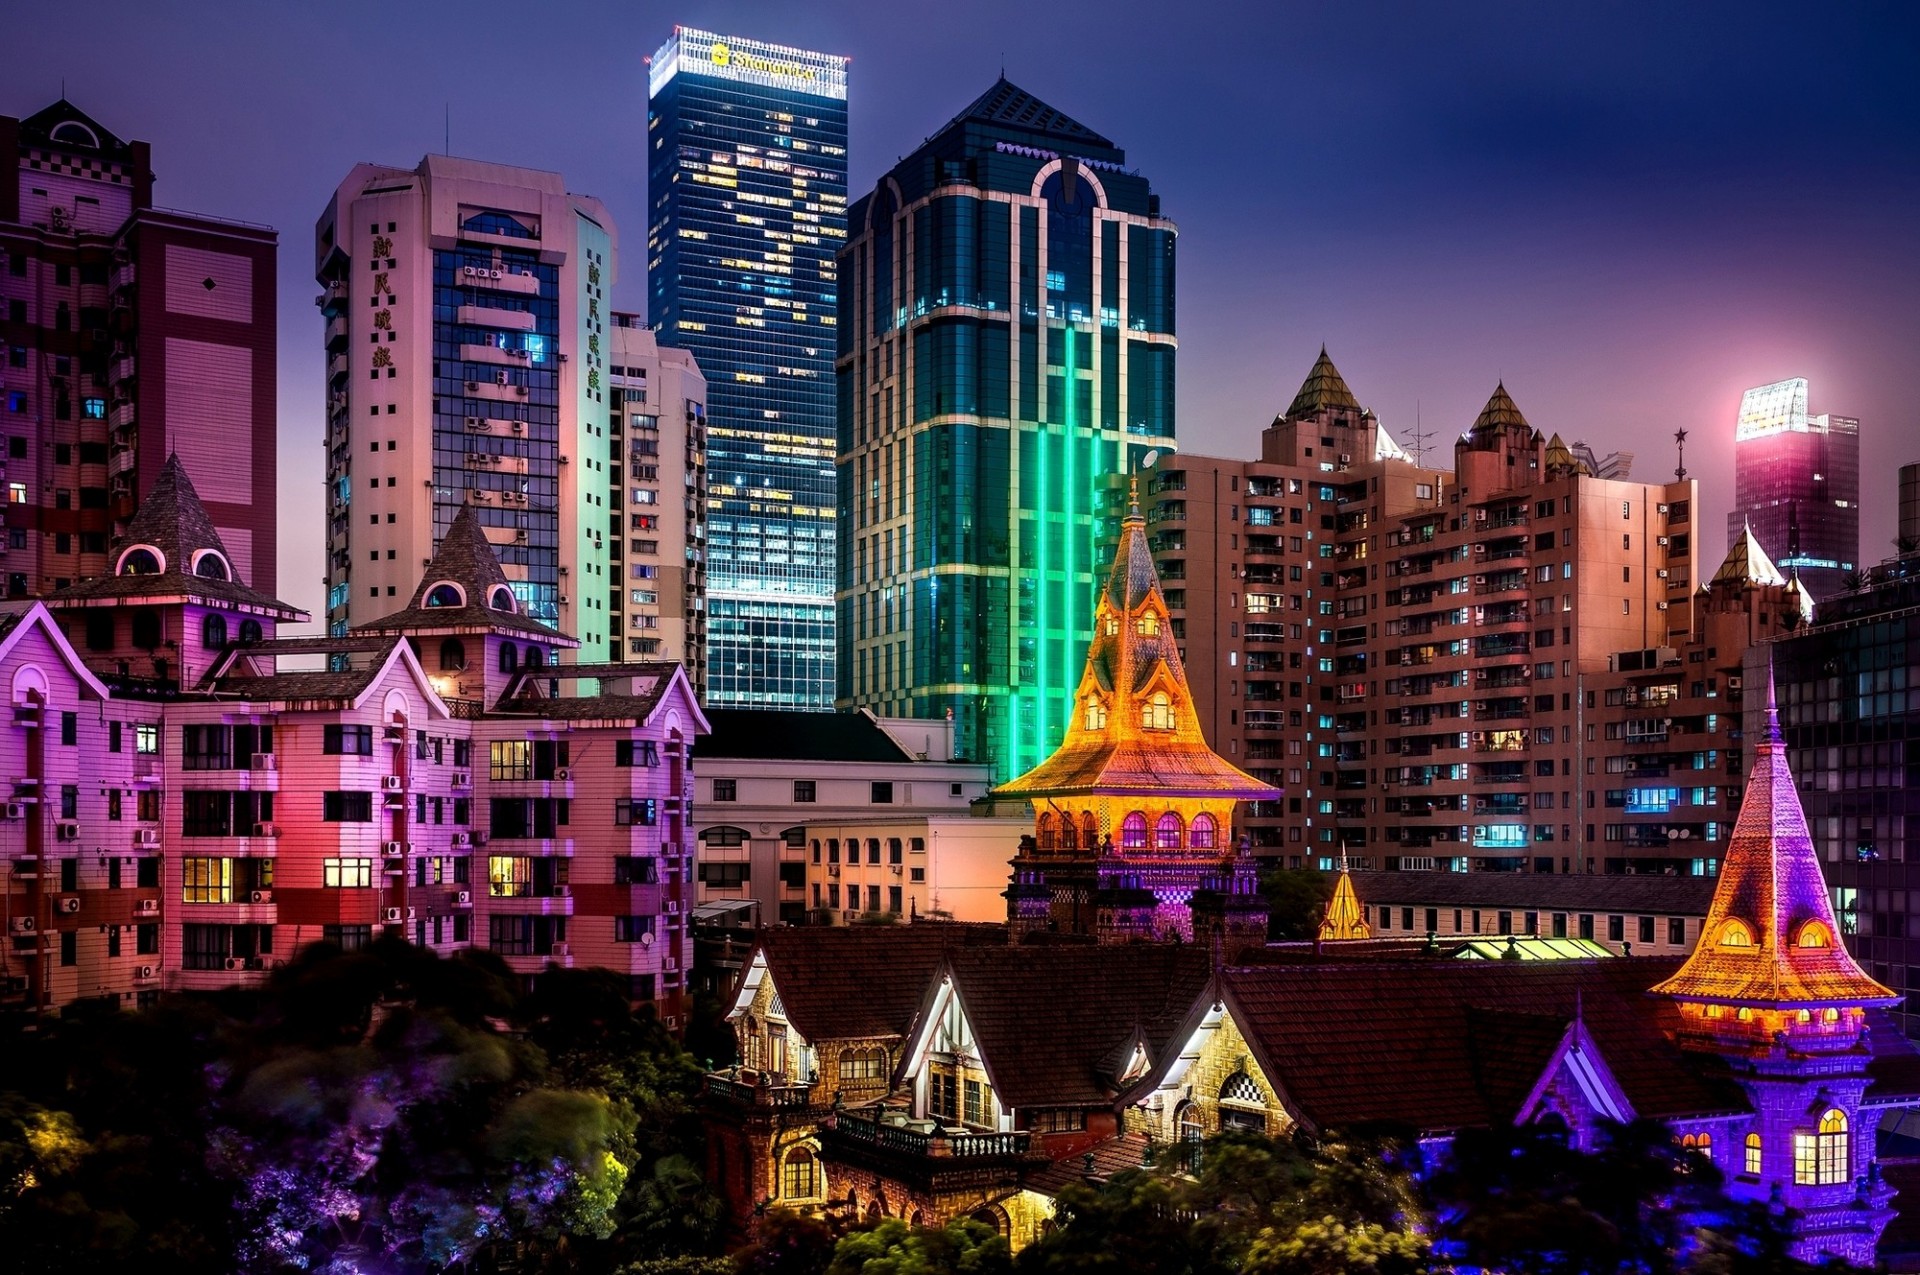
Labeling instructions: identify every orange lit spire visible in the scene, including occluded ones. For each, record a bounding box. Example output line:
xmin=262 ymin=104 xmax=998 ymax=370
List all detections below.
xmin=1652 ymin=657 xmax=1894 ymax=1008
xmin=1318 ymin=866 xmax=1372 ymax=941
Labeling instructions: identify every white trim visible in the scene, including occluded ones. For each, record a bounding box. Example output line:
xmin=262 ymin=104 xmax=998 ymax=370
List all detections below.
xmin=0 ymin=603 xmax=114 ymax=702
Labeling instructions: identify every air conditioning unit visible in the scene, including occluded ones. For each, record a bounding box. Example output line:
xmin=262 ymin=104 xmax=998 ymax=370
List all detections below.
xmin=472 ymin=830 xmax=489 ymax=846
xmin=452 ymin=831 xmax=472 ymax=848
xmin=451 ymin=771 xmax=471 ymax=788
xmin=1656 ymin=569 xmax=1669 ymax=579
xmin=515 ymin=386 xmax=529 ymax=398
xmin=494 ymin=371 xmax=510 ymax=386
xmin=134 ymin=964 xmax=156 ymax=980
xmin=1656 ymin=602 xmax=1669 ymax=611
xmin=135 ymin=899 xmax=159 ymax=917
xmin=8 ymin=917 xmax=33 ymax=934
xmin=55 ymin=821 xmax=79 ymax=841
xmin=890 ymin=864 xmax=903 ymax=875
xmin=553 ymin=883 xmax=571 ymax=898
xmin=1657 ymin=536 xmax=1670 ymax=546
xmin=249 ymin=889 xmax=273 ymax=905
xmin=383 ymin=907 xmax=404 ymax=923
xmin=134 ymin=828 xmax=160 ymax=848
xmin=2 ymin=804 xmax=21 ymax=820
xmin=662 ymin=957 xmax=678 ymax=972
xmin=554 ymin=767 xmax=573 ymax=782
xmin=1339 ymin=453 xmax=1353 ymax=465
xmin=382 ymin=775 xmax=404 ymax=792
xmin=253 ymin=823 xmax=280 ymax=838
xmin=405 ymin=907 xmax=417 ymax=922
xmin=245 ymin=957 xmax=267 ymax=970
xmin=383 ymin=840 xmax=404 ymax=855
xmin=454 ymin=890 xmax=472 ymax=906
xmin=1474 ymin=576 xmax=1487 ymax=586
xmin=59 ymin=896 xmax=81 ymax=914
xmin=251 ymin=753 xmax=278 ymax=771
xmin=224 ymin=956 xmax=245 ymax=971
xmin=510 ymin=421 xmax=525 ymax=435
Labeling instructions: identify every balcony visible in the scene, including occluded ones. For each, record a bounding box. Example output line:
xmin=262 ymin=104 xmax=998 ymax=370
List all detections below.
xmin=327 ymin=352 xmax=350 ymax=385
xmin=456 ymin=304 xmax=537 ymax=332
xmin=824 ymin=1107 xmax=1034 ymax=1185
xmin=317 ymin=279 xmax=350 ymax=313
xmin=324 ymin=313 xmax=349 ymax=351
xmin=705 ymin=1070 xmax=819 ymax=1110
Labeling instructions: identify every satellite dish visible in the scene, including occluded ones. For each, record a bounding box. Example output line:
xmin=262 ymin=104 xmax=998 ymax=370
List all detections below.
xmin=640 ymin=932 xmax=655 ymax=947
xmin=1140 ymin=448 xmax=1161 ymax=470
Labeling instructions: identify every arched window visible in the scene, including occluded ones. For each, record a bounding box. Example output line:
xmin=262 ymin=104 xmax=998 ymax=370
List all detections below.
xmin=1718 ymin=919 xmax=1754 ymax=948
xmin=425 ymin=582 xmax=464 ymax=608
xmin=1822 ymin=1008 xmax=1840 ymax=1024
xmin=1177 ymin=1101 xmax=1204 ymax=1143
xmin=524 ymin=646 xmax=544 ymax=667
xmin=781 ymin=1147 xmax=817 ymax=1199
xmin=488 ymin=584 xmax=517 ymax=613
xmin=499 ymin=642 xmax=519 ymax=673
xmin=201 ymin=614 xmax=228 ymax=649
xmin=1082 ymin=813 xmax=1098 ymax=849
xmin=1104 ymin=617 xmax=1119 ymax=636
xmin=238 ymin=619 xmax=263 ymax=645
xmin=1136 ymin=611 xmax=1161 ymax=636
xmin=1190 ymin=813 xmax=1218 ymax=850
xmin=1036 ymin=813 xmax=1055 ymax=850
xmin=1059 ymin=817 xmax=1078 ymax=851
xmin=192 ymin=551 xmax=230 ymax=581
xmin=1084 ymin=699 xmax=1108 ymax=731
xmin=839 ymin=1047 xmax=886 ymax=1081
xmin=1120 ymin=812 xmax=1148 ymax=849
xmin=1155 ymin=812 xmax=1183 ymax=850
xmin=1142 ymin=690 xmax=1175 ymax=731
xmin=1745 ymin=1132 xmax=1763 ymax=1175
xmin=119 ymin=547 xmax=162 ymax=576
xmin=1795 ymin=920 xmax=1834 ymax=949
xmin=439 ymin=638 xmax=467 ymax=672
xmin=1794 ymin=1109 xmax=1849 ymax=1186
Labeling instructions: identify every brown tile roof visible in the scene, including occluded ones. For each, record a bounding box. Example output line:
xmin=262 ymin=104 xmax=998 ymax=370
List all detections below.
xmin=1022 ymin=1133 xmax=1152 ymax=1197
xmin=489 ymin=688 xmax=671 ymax=723
xmin=753 ymin=922 xmax=1009 ymax=1044
xmin=354 ymin=505 xmax=571 ymax=642
xmin=52 ymin=456 xmax=304 ymax=617
xmin=1281 ymin=347 xmax=1362 ymax=422
xmin=211 ymin=665 xmax=391 ymax=705
xmin=1221 ymin=957 xmax=1748 ymax=1135
xmin=946 ymin=944 xmax=1213 ymax=1110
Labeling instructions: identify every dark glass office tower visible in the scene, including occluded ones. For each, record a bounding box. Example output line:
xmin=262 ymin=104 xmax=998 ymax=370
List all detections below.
xmin=836 ymin=80 xmax=1178 ymax=779
xmin=1728 ymin=377 xmax=1860 ymax=600
xmin=647 ymin=29 xmax=848 ymax=708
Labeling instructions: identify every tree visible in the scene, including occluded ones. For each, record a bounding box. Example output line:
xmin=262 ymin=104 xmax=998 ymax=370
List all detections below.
xmin=734 ymin=1207 xmax=838 ymax=1275
xmin=830 ymin=1217 xmax=1013 ymax=1275
xmin=1017 ymin=1170 xmax=1206 ymax=1275
xmin=1259 ymin=868 xmax=1332 ymax=941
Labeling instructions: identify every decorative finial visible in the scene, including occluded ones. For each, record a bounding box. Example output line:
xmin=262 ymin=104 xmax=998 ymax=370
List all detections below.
xmin=1674 ymin=427 xmax=1688 ymax=482
xmin=1127 ymin=474 xmax=1142 ymax=523
xmin=1764 ymin=647 xmax=1783 ymax=745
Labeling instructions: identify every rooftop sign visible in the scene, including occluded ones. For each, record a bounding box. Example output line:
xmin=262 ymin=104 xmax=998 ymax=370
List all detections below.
xmin=648 ymin=28 xmax=848 ymax=101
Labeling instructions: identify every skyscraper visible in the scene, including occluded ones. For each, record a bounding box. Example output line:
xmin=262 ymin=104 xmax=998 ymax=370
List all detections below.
xmin=315 ymin=157 xmax=616 ymax=660
xmin=0 ymin=99 xmax=278 ymax=598
xmin=646 ymin=28 xmax=849 ymax=708
xmin=837 ymin=79 xmax=1178 ymax=779
xmin=1727 ymin=376 xmax=1859 ymax=599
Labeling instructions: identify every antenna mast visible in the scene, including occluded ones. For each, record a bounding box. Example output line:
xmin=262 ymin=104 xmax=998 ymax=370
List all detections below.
xmin=1406 ymin=399 xmax=1434 ymax=471
xmin=1673 ymin=427 xmax=1688 ymax=482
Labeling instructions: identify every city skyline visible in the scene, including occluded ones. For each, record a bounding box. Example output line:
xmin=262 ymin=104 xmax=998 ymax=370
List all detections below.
xmin=5 ymin=0 xmax=1916 ymax=627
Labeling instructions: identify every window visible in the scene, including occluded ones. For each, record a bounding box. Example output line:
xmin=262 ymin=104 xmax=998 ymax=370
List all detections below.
xmin=488 ymin=856 xmax=532 ymax=898
xmin=871 ymin=781 xmax=893 ymax=804
xmin=614 ymin=856 xmax=657 ymax=885
xmin=1136 ymin=611 xmax=1161 ymax=636
xmin=782 ymin=1148 xmax=817 ymax=1199
xmin=616 ymin=798 xmax=658 ymax=826
xmin=438 ymin=638 xmax=466 ymax=671
xmin=1155 ymin=811 xmax=1182 ymax=849
xmin=324 ymin=924 xmax=373 ymax=952
xmin=182 ymin=725 xmax=233 ymax=770
xmin=794 ymin=780 xmax=816 ymax=803
xmin=839 ymin=1048 xmax=886 ymax=1081
xmin=698 ymin=861 xmax=749 ymax=887
xmin=322 ymin=791 xmax=374 ymax=822
xmin=615 ymin=739 xmax=659 ymax=767
xmin=1121 ymin=811 xmax=1149 ymax=849
xmin=1084 ymin=699 xmax=1108 ymax=730
xmin=1190 ymin=813 xmax=1217 ymax=849
xmin=1795 ymin=1109 xmax=1849 ymax=1186
xmin=614 ymin=915 xmax=656 ymax=942
xmin=490 ymin=740 xmax=532 ymax=781
xmin=323 ymin=724 xmax=374 ymax=755
xmin=323 ymin=858 xmax=373 ymax=888
xmin=712 ymin=778 xmax=737 ymax=802
xmin=202 ymin=614 xmax=228 ymax=649
xmin=181 ymin=857 xmax=232 ymax=903
xmin=182 ymin=924 xmax=230 ymax=970
xmin=1718 ymin=919 xmax=1753 ymax=948
xmin=1142 ymin=691 xmax=1175 ymax=731
xmin=1745 ymin=1132 xmax=1763 ymax=1175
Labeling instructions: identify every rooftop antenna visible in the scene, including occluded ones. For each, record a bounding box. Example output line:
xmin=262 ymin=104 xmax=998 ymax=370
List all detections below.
xmin=1673 ymin=427 xmax=1688 ymax=482
xmin=1406 ymin=398 xmax=1434 ymax=471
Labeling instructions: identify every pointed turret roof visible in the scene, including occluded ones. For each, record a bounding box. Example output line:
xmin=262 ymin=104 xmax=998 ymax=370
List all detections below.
xmin=1282 ymin=347 xmax=1363 ymax=421
xmin=1542 ymin=432 xmax=1592 ymax=475
xmin=1318 ymin=868 xmax=1372 ymax=941
xmin=994 ymin=492 xmax=1277 ymax=801
xmin=1711 ymin=523 xmax=1788 ymax=589
xmin=1467 ymin=381 xmax=1530 ymax=441
xmin=1652 ymin=660 xmax=1895 ymax=1008
xmin=945 ymin=76 xmax=1114 ymax=149
xmin=355 ymin=505 xmax=571 ymax=642
xmin=51 ymin=456 xmax=303 ymax=617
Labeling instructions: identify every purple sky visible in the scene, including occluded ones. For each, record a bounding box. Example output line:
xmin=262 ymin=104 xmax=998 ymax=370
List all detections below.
xmin=12 ymin=1 xmax=1919 ymax=616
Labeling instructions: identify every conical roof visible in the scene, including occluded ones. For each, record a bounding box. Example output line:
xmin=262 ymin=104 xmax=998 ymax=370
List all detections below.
xmin=1467 ymin=381 xmax=1530 ymax=440
xmin=1651 ymin=661 xmax=1894 ymax=1008
xmin=995 ymin=491 xmax=1276 ymax=802
xmin=1318 ymin=869 xmax=1372 ymax=941
xmin=355 ymin=505 xmax=570 ymax=641
xmin=50 ymin=455 xmax=301 ymax=616
xmin=1711 ymin=523 xmax=1788 ymax=589
xmin=1282 ymin=347 xmax=1363 ymax=421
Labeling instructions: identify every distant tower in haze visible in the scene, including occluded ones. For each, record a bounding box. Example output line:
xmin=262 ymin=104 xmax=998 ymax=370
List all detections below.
xmin=646 ymin=28 xmax=849 ymax=709
xmin=1727 ymin=377 xmax=1859 ymax=599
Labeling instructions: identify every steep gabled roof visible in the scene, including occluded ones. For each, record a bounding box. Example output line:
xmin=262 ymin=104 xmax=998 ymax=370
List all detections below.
xmin=51 ymin=456 xmax=303 ymax=617
xmin=1711 ymin=523 xmax=1789 ymax=589
xmin=354 ymin=505 xmax=570 ymax=641
xmin=739 ymin=923 xmax=1008 ymax=1044
xmin=945 ymin=77 xmax=1112 ymax=148
xmin=1651 ymin=662 xmax=1895 ymax=1008
xmin=1281 ymin=347 xmax=1363 ymax=421
xmin=17 ymin=99 xmax=134 ymax=158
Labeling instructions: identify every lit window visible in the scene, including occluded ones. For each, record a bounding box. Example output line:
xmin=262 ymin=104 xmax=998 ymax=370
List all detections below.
xmin=1155 ymin=811 xmax=1182 ymax=850
xmin=1121 ymin=812 xmax=1149 ymax=849
xmin=1190 ymin=813 xmax=1217 ymax=850
xmin=1142 ymin=691 xmax=1175 ymax=731
xmin=1084 ymin=699 xmax=1108 ymax=731
xmin=1745 ymin=1132 xmax=1762 ymax=1175
xmin=1795 ymin=921 xmax=1833 ymax=949
xmin=1794 ymin=1109 xmax=1849 ymax=1186
xmin=322 ymin=857 xmax=373 ymax=889
xmin=1718 ymin=919 xmax=1754 ymax=948
xmin=1137 ymin=611 xmax=1161 ymax=636
xmin=781 ymin=1147 xmax=817 ymax=1199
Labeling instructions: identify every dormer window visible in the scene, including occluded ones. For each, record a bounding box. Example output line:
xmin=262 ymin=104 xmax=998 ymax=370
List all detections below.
xmin=191 ymin=550 xmax=231 ymax=581
xmin=1717 ymin=919 xmax=1754 ymax=949
xmin=1104 ymin=617 xmax=1119 ymax=636
xmin=488 ymin=585 xmax=517 ymax=613
xmin=1136 ymin=611 xmax=1161 ymax=636
xmin=118 ymin=546 xmax=163 ymax=576
xmin=1794 ymin=920 xmax=1834 ymax=949
xmin=1142 ymin=690 xmax=1174 ymax=731
xmin=425 ymin=582 xmax=465 ymax=608
xmin=1084 ymin=699 xmax=1108 ymax=731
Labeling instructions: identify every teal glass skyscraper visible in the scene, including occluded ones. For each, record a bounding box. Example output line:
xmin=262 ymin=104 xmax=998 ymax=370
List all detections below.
xmin=647 ymin=29 xmax=848 ymax=707
xmin=836 ymin=80 xmax=1177 ymax=779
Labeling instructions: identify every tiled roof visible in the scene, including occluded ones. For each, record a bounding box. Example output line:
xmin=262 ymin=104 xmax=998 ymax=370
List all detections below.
xmin=752 ymin=923 xmax=1008 ymax=1044
xmin=211 ymin=666 xmax=390 ymax=705
xmin=52 ymin=456 xmax=303 ymax=617
xmin=947 ymin=944 xmax=1213 ymax=1109
xmin=1354 ymin=871 xmax=1718 ymax=916
xmin=354 ymin=506 xmax=570 ymax=641
xmin=1282 ymin=348 xmax=1362 ymax=421
xmin=1466 ymin=381 xmax=1530 ymax=442
xmin=1652 ymin=665 xmax=1895 ymax=1008
xmin=1710 ymin=523 xmax=1788 ymax=589
xmin=948 ymin=77 xmax=1113 ymax=148
xmin=490 ymin=687 xmax=672 ymax=723
xmin=702 ymin=708 xmax=915 ymax=763
xmin=1318 ymin=869 xmax=1371 ymax=940
xmin=1222 ymin=957 xmax=1747 ymax=1134
xmin=1022 ymin=1133 xmax=1152 ymax=1198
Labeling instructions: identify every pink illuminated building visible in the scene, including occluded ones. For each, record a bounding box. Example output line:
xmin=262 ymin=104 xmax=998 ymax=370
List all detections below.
xmin=0 ymin=459 xmax=704 ymax=1026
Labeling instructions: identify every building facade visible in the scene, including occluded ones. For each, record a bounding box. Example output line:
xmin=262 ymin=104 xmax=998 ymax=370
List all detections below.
xmin=1728 ymin=376 xmax=1859 ymax=600
xmin=836 ymin=79 xmax=1178 ymax=780
xmin=1 ymin=458 xmax=707 ymax=1026
xmin=315 ymin=156 xmax=616 ymax=659
xmin=646 ymin=27 xmax=848 ymax=709
xmin=608 ymin=313 xmax=708 ymax=686
xmin=1 ymin=99 xmax=277 ymax=598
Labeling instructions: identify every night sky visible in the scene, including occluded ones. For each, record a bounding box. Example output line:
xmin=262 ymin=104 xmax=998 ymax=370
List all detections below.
xmin=11 ymin=1 xmax=1919 ymax=618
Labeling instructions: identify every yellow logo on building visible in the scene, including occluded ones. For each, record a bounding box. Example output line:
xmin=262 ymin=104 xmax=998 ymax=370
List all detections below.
xmin=711 ymin=42 xmax=731 ymax=67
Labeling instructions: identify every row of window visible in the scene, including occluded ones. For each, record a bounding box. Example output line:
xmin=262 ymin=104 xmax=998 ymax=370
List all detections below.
xmin=711 ymin=778 xmax=894 ymax=803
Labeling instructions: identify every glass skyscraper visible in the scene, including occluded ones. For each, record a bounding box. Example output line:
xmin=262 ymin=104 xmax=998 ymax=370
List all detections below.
xmin=1728 ymin=376 xmax=1860 ymax=599
xmin=836 ymin=80 xmax=1177 ymax=779
xmin=646 ymin=28 xmax=848 ymax=707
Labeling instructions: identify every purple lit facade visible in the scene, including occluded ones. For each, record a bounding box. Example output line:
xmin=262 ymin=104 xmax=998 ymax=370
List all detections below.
xmin=1728 ymin=378 xmax=1859 ymax=600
